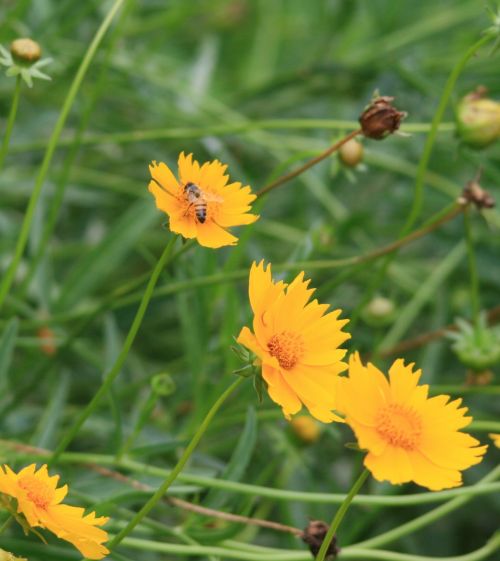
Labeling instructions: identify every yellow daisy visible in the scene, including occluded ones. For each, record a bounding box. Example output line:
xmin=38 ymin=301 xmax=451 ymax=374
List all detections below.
xmin=0 ymin=464 xmax=109 ymax=560
xmin=148 ymin=152 xmax=259 ymax=248
xmin=337 ymin=353 xmax=487 ymax=491
xmin=237 ymin=261 xmax=350 ymax=422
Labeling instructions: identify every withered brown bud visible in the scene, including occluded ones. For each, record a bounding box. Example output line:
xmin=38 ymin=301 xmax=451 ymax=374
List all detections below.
xmin=301 ymin=520 xmax=340 ymax=559
xmin=466 ymin=369 xmax=494 ymax=387
xmin=10 ymin=38 xmax=41 ymax=64
xmin=458 ymin=179 xmax=495 ymax=210
xmin=359 ymin=96 xmax=407 ymax=140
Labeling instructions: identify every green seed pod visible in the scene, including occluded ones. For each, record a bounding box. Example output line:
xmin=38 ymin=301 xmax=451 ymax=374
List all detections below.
xmin=10 ymin=38 xmax=41 ymax=64
xmin=151 ymin=372 xmax=176 ymax=396
xmin=456 ymin=88 xmax=500 ymax=148
xmin=339 ymin=138 xmax=364 ymax=167
xmin=448 ymin=315 xmax=500 ymax=372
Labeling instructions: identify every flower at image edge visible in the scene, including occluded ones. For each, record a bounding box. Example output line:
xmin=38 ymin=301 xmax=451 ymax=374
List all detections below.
xmin=489 ymin=433 xmax=500 ymax=448
xmin=148 ymin=152 xmax=259 ymax=248
xmin=237 ymin=261 xmax=351 ymax=422
xmin=337 ymin=353 xmax=487 ymax=491
xmin=0 ymin=464 xmax=109 ymax=560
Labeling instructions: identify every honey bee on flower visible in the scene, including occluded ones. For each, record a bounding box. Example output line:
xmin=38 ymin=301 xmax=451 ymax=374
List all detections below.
xmin=148 ymin=152 xmax=259 ymax=248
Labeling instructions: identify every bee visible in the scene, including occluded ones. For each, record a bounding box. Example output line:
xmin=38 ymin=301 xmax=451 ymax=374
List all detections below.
xmin=183 ymin=182 xmax=223 ymax=223
xmin=150 ymin=177 xmax=223 ymax=224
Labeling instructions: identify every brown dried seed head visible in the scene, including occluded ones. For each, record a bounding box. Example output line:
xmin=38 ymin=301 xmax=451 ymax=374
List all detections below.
xmin=459 ymin=180 xmax=495 ymax=210
xmin=301 ymin=520 xmax=340 ymax=559
xmin=359 ymin=96 xmax=407 ymax=140
xmin=10 ymin=38 xmax=41 ymax=63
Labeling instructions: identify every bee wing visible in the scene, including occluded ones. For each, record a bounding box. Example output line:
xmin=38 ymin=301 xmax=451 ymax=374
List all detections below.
xmin=203 ymin=192 xmax=224 ymax=203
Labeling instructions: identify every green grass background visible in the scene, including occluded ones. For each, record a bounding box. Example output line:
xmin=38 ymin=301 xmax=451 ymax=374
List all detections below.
xmin=0 ymin=1 xmax=499 ymax=560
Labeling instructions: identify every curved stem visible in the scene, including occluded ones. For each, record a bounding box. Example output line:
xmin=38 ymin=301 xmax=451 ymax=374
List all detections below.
xmin=256 ymin=129 xmax=361 ymax=198
xmin=402 ymin=32 xmax=495 ymax=234
xmin=316 ymin=469 xmax=370 ymax=561
xmin=108 ymin=376 xmax=245 ymax=550
xmin=0 ymin=75 xmax=22 ymax=172
xmin=355 ymin=465 xmax=500 ymax=549
xmin=51 ymin=235 xmax=177 ymax=462
xmin=0 ymin=0 xmax=125 ymax=313
xmin=463 ymin=208 xmax=481 ymax=325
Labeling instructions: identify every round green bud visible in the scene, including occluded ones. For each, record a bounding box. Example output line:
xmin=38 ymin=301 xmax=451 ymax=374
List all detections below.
xmin=362 ymin=296 xmax=396 ymax=327
xmin=151 ymin=373 xmax=176 ymax=396
xmin=456 ymin=88 xmax=500 ymax=149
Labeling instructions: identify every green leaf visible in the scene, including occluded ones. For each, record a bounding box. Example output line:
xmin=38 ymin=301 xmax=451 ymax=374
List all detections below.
xmin=0 ymin=318 xmax=19 ymax=395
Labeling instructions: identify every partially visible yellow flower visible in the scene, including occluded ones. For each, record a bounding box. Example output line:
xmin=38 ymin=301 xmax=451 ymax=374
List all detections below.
xmin=237 ymin=261 xmax=350 ymax=422
xmin=148 ymin=152 xmax=259 ymax=248
xmin=0 ymin=549 xmax=26 ymax=561
xmin=489 ymin=433 xmax=500 ymax=448
xmin=290 ymin=415 xmax=321 ymax=443
xmin=337 ymin=353 xmax=487 ymax=491
xmin=0 ymin=464 xmax=109 ymax=560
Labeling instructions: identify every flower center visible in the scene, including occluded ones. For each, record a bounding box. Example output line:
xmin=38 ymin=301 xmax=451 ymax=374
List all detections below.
xmin=267 ymin=331 xmax=304 ymax=370
xmin=18 ymin=475 xmax=53 ymax=510
xmin=375 ymin=403 xmax=423 ymax=450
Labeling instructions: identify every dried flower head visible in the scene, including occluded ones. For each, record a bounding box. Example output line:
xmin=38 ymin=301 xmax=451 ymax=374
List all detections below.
xmin=237 ymin=261 xmax=350 ymax=422
xmin=337 ymin=353 xmax=487 ymax=490
xmin=302 ymin=520 xmax=339 ymax=559
xmin=148 ymin=152 xmax=259 ymax=248
xmin=458 ymin=179 xmax=495 ymax=210
xmin=0 ymin=464 xmax=109 ymax=559
xmin=359 ymin=95 xmax=407 ymax=140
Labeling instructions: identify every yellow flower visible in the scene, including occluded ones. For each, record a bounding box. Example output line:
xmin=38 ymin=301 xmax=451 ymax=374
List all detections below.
xmin=237 ymin=261 xmax=350 ymax=422
xmin=337 ymin=353 xmax=487 ymax=491
xmin=0 ymin=464 xmax=109 ymax=560
xmin=148 ymin=152 xmax=259 ymax=248
xmin=290 ymin=415 xmax=321 ymax=443
xmin=489 ymin=433 xmax=500 ymax=448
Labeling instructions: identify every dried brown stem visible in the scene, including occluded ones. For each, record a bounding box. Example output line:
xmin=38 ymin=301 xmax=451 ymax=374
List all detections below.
xmin=380 ymin=304 xmax=500 ymax=357
xmin=256 ymin=129 xmax=362 ymax=198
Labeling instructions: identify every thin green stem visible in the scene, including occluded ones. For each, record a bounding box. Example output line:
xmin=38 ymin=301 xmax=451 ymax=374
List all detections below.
xmin=0 ymin=75 xmax=22 ymax=171
xmin=316 ymin=469 xmax=370 ymax=561
xmin=463 ymin=208 xmax=481 ymax=325
xmin=355 ymin=465 xmax=500 ymax=549
xmin=107 ymin=376 xmax=245 ymax=550
xmin=9 ymin=121 xmax=455 ymax=153
xmin=51 ymin=235 xmax=177 ymax=462
xmin=402 ymin=32 xmax=495 ymax=234
xmin=0 ymin=513 xmax=13 ymax=535
xmin=347 ymin=31 xmax=495 ymax=331
xmin=256 ymin=129 xmax=361 ymax=198
xmin=0 ymin=0 xmax=125 ymax=313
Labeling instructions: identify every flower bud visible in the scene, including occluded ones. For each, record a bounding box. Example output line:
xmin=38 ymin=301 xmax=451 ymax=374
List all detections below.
xmin=361 ymin=296 xmax=396 ymax=327
xmin=339 ymin=138 xmax=364 ymax=167
xmin=151 ymin=372 xmax=176 ymax=396
xmin=456 ymin=87 xmax=500 ymax=148
xmin=448 ymin=315 xmax=500 ymax=372
xmin=10 ymin=38 xmax=41 ymax=64
xmin=465 ymin=369 xmax=494 ymax=387
xmin=290 ymin=415 xmax=321 ymax=444
xmin=359 ymin=95 xmax=407 ymax=140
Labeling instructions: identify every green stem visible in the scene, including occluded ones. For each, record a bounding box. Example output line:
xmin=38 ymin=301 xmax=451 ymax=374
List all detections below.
xmin=347 ymin=31 xmax=495 ymax=331
xmin=0 ymin=0 xmax=125 ymax=313
xmin=0 ymin=75 xmax=22 ymax=172
xmin=463 ymin=208 xmax=481 ymax=325
xmin=50 ymin=235 xmax=176 ymax=462
xmin=355 ymin=465 xmax=500 ymax=549
xmin=402 ymin=32 xmax=495 ymax=234
xmin=315 ymin=469 xmax=370 ymax=561
xmin=108 ymin=376 xmax=245 ymax=550
xmin=0 ymin=513 xmax=13 ymax=535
